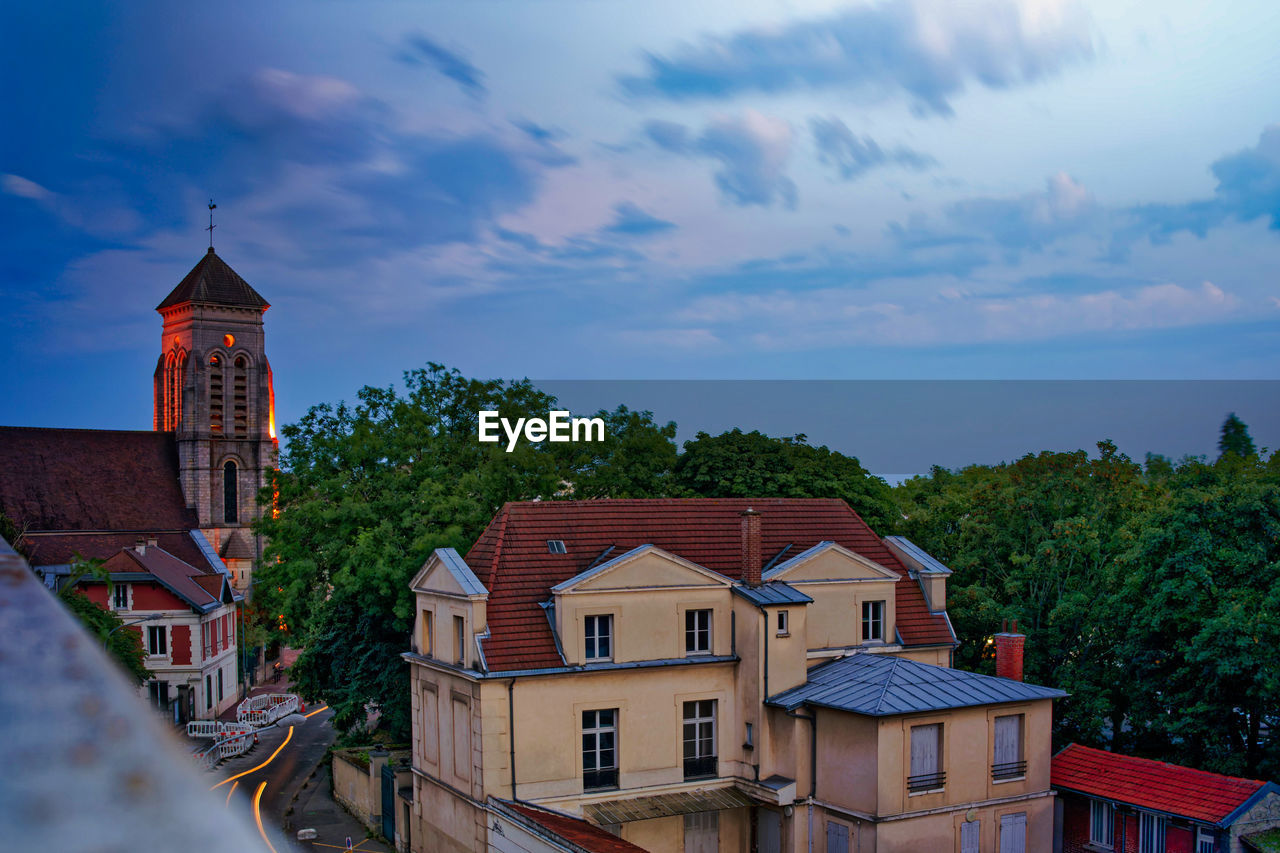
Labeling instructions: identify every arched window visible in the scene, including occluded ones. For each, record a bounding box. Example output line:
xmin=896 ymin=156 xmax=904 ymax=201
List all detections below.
xmin=223 ymin=460 xmax=238 ymax=524
xmin=163 ymin=352 xmax=176 ymax=431
xmin=171 ymin=350 xmax=186 ymax=429
xmin=209 ymin=353 xmax=224 ymax=434
xmin=233 ymin=355 xmax=249 ymax=437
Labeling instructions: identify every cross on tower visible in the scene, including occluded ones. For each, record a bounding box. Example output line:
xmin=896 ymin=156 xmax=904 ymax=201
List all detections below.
xmin=206 ymin=200 xmax=217 ymax=249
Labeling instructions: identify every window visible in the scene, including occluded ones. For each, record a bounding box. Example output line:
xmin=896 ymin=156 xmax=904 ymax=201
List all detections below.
xmin=113 ymin=583 xmax=129 ymax=610
xmin=999 ymin=813 xmax=1026 ymax=853
xmin=992 ymin=714 xmax=1025 ymax=780
xmin=682 ymin=700 xmax=717 ymax=779
xmin=147 ymin=625 xmax=167 ymax=656
xmin=148 ymin=680 xmax=169 ymax=710
xmin=908 ymin=723 xmax=944 ymax=793
xmin=421 ymin=610 xmax=433 ymax=657
xmin=1197 ymin=828 xmax=1215 ymax=853
xmin=862 ymin=600 xmax=885 ymax=642
xmin=776 ymin=610 xmax=789 ymax=636
xmin=961 ymin=820 xmax=980 ymax=853
xmin=232 ymin=355 xmax=248 ymax=437
xmin=209 ymin=353 xmax=224 ymax=434
xmin=685 ymin=609 xmax=712 ymax=655
xmin=1139 ymin=812 xmax=1166 ymax=853
xmin=1090 ymin=800 xmax=1114 ymax=848
xmin=685 ymin=812 xmax=719 ymax=853
xmin=454 ymin=615 xmax=465 ymax=666
xmin=582 ymin=709 xmax=618 ymax=790
xmin=205 ymin=675 xmax=213 ymax=710
xmin=585 ymin=614 xmax=612 ymax=661
xmin=223 ymin=460 xmax=238 ymax=524
xmin=547 ymin=539 xmax=567 ymax=554
xmin=825 ymin=821 xmax=849 ymax=853
xmin=217 ymin=668 xmax=223 ymax=702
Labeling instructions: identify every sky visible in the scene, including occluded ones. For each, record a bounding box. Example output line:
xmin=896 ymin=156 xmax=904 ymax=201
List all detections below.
xmin=2 ymin=0 xmax=1279 ymax=464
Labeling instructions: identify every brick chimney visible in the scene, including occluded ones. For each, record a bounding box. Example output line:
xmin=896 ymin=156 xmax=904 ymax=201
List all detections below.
xmin=995 ymin=619 xmax=1025 ymax=681
xmin=741 ymin=508 xmax=762 ymax=587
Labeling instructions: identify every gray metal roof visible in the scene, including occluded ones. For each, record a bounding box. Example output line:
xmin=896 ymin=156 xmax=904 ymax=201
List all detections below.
xmin=883 ymin=536 xmax=953 ymax=575
xmin=733 ymin=581 xmax=813 ymax=607
xmin=437 ymin=547 xmax=488 ymax=597
xmin=767 ymin=653 xmax=1066 ymax=716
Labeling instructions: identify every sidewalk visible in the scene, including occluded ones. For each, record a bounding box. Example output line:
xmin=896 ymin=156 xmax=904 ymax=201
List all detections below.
xmin=289 ymin=759 xmax=394 ymax=853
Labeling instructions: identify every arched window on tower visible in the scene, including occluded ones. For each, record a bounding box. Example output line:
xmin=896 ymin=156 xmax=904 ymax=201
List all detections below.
xmin=209 ymin=354 xmax=224 ymax=435
xmin=223 ymin=460 xmax=238 ymax=525
xmin=163 ymin=352 xmax=176 ymax=431
xmin=233 ymin=355 xmax=249 ymax=437
xmin=171 ymin=350 xmax=186 ymax=430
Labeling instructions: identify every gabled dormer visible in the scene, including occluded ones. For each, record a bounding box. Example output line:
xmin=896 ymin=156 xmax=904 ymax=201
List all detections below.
xmin=411 ymin=548 xmax=489 ymax=670
xmin=763 ymin=540 xmax=900 ymax=653
xmin=550 ymin=544 xmax=734 ymax=666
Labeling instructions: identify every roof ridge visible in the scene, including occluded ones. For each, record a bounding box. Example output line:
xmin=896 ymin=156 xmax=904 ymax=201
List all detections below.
xmin=871 ymin=655 xmax=901 ymax=715
xmin=486 ymin=503 xmax=511 ymax=593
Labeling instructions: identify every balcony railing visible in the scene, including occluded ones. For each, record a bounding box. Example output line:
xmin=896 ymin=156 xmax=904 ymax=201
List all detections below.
xmin=907 ymin=771 xmax=946 ymax=793
xmin=583 ymin=768 xmax=618 ymax=791
xmin=991 ymin=760 xmax=1027 ymax=781
xmin=684 ymin=755 xmax=717 ymax=780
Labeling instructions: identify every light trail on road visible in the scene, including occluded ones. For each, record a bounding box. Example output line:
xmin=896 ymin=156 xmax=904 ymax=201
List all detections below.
xmin=304 ymin=704 xmax=329 ymax=718
xmin=225 ymin=780 xmax=238 ymax=806
xmin=252 ymin=780 xmax=279 ymax=853
xmin=210 ymin=725 xmax=294 ymax=790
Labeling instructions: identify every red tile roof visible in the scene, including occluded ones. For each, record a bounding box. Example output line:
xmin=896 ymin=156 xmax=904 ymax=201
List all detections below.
xmin=467 ymin=498 xmax=955 ymax=673
xmin=156 ymin=248 xmax=269 ymax=311
xmin=508 ymin=804 xmax=647 ymax=853
xmin=19 ymin=531 xmax=219 ymax=572
xmin=1052 ymin=743 xmax=1267 ymax=824
xmin=100 ymin=546 xmax=233 ymax=611
xmin=0 ymin=427 xmax=197 ymax=532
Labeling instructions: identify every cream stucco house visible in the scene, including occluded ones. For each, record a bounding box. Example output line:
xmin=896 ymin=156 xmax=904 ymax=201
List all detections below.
xmin=403 ymin=498 xmax=1063 ymax=852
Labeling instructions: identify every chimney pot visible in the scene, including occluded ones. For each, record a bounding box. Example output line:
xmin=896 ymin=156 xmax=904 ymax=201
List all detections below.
xmin=741 ymin=508 xmax=762 ymax=587
xmin=995 ymin=627 xmax=1026 ymax=682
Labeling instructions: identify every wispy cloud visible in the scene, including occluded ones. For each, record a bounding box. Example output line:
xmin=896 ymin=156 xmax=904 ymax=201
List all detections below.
xmin=396 ymin=33 xmax=487 ymax=99
xmin=619 ymin=0 xmax=1095 ymax=116
xmin=810 ymin=117 xmax=935 ymax=180
xmin=645 ymin=111 xmax=797 ymax=208
xmin=603 ymin=202 xmax=677 ymax=237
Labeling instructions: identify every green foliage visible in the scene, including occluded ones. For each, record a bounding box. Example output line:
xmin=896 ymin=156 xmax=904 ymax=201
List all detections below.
xmin=554 ymin=405 xmax=680 ymax=499
xmin=675 ymin=429 xmax=896 ymax=530
xmin=57 ymin=559 xmax=150 ymax=685
xmin=1218 ymin=412 xmax=1257 ymax=460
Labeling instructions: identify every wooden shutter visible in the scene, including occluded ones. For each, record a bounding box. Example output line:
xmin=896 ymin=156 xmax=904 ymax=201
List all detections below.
xmin=961 ymin=820 xmax=980 ymax=853
xmin=999 ymin=813 xmax=1026 ymax=853
xmin=826 ymin=821 xmax=849 ymax=853
xmin=911 ymin=724 xmax=939 ymax=775
xmin=994 ymin=715 xmax=1020 ymax=765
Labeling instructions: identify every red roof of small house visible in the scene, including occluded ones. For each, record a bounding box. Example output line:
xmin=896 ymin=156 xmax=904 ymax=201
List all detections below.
xmin=508 ymin=804 xmax=646 ymax=853
xmin=99 ymin=546 xmax=236 ymax=612
xmin=466 ymin=498 xmax=955 ymax=673
xmin=1052 ymin=743 xmax=1268 ymax=824
xmin=18 ymin=530 xmax=219 ymax=572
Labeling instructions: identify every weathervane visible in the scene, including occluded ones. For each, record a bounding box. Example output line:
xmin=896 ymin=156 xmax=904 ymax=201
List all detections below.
xmin=206 ymin=199 xmax=217 ymax=250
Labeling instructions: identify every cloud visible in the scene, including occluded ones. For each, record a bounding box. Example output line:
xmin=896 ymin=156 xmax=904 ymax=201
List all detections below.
xmin=618 ymin=0 xmax=1095 ymax=116
xmin=2 ymin=174 xmax=54 ymax=202
xmin=647 ymin=111 xmax=797 ymax=208
xmin=603 ymin=202 xmax=677 ymax=237
xmin=397 ymin=33 xmax=487 ymax=99
xmin=810 ymin=117 xmax=935 ymax=180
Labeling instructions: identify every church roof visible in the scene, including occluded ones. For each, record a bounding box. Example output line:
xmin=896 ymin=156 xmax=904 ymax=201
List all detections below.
xmin=156 ymin=248 xmax=269 ymax=311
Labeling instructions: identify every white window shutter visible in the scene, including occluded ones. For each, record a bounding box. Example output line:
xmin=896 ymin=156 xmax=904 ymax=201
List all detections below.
xmin=994 ymin=716 xmax=1018 ymax=766
xmin=961 ymin=820 xmax=980 ymax=853
xmin=999 ymin=812 xmax=1026 ymax=853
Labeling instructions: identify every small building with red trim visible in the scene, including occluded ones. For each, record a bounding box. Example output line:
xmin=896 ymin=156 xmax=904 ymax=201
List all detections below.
xmin=1052 ymin=743 xmax=1280 ymax=853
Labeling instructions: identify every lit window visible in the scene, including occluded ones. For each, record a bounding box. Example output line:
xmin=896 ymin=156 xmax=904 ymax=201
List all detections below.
xmin=685 ymin=609 xmax=712 ymax=655
xmin=862 ymin=600 xmax=885 ymax=642
xmin=223 ymin=333 xmax=235 ymax=347
xmin=147 ymin=625 xmax=167 ymax=657
xmin=992 ymin=714 xmax=1026 ymax=780
xmin=582 ymin=709 xmax=618 ymax=790
xmin=776 ymin=610 xmax=789 ymax=636
xmin=585 ymin=614 xmax=612 ymax=661
xmin=1139 ymin=812 xmax=1166 ymax=853
xmin=908 ymin=723 xmax=944 ymax=793
xmin=682 ymin=700 xmax=717 ymax=780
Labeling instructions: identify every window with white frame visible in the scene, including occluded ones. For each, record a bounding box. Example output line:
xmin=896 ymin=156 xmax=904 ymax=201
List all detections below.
xmin=453 ymin=615 xmax=465 ymax=666
xmin=113 ymin=583 xmax=129 ymax=609
xmin=992 ymin=714 xmax=1025 ymax=780
xmin=147 ymin=625 xmax=167 ymax=656
xmin=1139 ymin=812 xmax=1166 ymax=853
xmin=1196 ymin=828 xmax=1215 ymax=853
xmin=960 ymin=820 xmax=980 ymax=853
xmin=999 ymin=812 xmax=1026 ymax=853
xmin=682 ymin=699 xmax=717 ymax=779
xmin=585 ymin=614 xmax=612 ymax=661
xmin=908 ymin=723 xmax=944 ymax=792
xmin=685 ymin=609 xmax=712 ymax=655
xmin=776 ymin=610 xmax=789 ymax=636
xmin=1090 ymin=799 xmax=1115 ymax=848
xmin=582 ymin=709 xmax=618 ymax=790
xmin=862 ymin=599 xmax=885 ymax=642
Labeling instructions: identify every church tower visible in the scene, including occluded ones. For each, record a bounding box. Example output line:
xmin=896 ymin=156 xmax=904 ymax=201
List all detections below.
xmin=155 ymin=247 xmax=277 ymax=592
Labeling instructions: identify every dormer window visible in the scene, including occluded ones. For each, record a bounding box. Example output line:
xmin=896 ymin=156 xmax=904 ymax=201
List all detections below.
xmin=685 ymin=609 xmax=712 ymax=655
xmin=584 ymin=614 xmax=612 ymax=661
xmin=547 ymin=540 xmax=567 ymax=554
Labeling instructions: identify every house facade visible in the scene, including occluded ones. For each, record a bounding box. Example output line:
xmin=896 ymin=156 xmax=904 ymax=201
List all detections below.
xmin=404 ymin=498 xmax=1065 ymax=852
xmin=1053 ymin=744 xmax=1280 ymax=853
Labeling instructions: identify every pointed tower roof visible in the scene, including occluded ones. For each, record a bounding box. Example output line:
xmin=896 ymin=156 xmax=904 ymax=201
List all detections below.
xmin=157 ymin=248 xmax=269 ymax=311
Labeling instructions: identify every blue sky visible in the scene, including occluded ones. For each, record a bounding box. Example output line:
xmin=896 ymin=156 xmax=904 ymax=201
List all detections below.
xmin=3 ymin=0 xmax=1279 ymax=449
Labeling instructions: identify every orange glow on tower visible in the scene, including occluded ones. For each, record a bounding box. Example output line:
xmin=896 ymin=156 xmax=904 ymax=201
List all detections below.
xmin=267 ymin=366 xmax=277 ymax=441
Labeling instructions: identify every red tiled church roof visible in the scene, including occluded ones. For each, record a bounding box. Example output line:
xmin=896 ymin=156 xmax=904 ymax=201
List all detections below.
xmin=508 ymin=804 xmax=646 ymax=853
xmin=467 ymin=498 xmax=955 ymax=673
xmin=1052 ymin=743 xmax=1268 ymax=824
xmin=20 ymin=531 xmax=218 ymax=573
xmin=0 ymin=427 xmax=198 ymax=533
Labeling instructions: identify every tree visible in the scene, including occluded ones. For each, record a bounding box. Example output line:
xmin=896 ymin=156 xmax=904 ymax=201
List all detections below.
xmin=674 ymin=429 xmax=896 ymax=530
xmin=554 ymin=405 xmax=680 ymax=498
xmin=1218 ymin=412 xmax=1257 ymax=460
xmin=59 ymin=557 xmax=149 ymax=684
